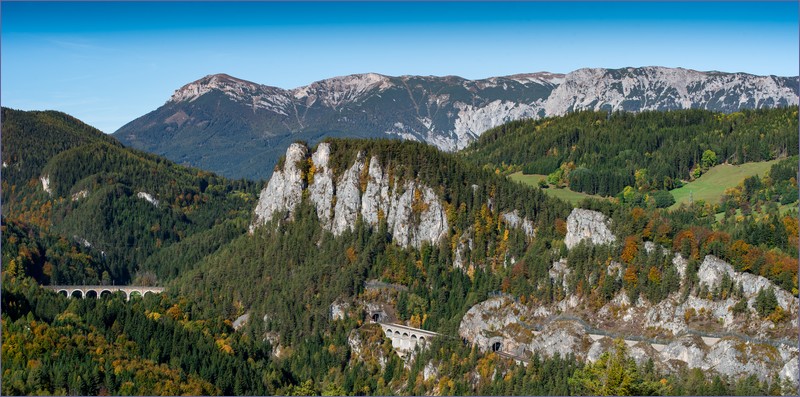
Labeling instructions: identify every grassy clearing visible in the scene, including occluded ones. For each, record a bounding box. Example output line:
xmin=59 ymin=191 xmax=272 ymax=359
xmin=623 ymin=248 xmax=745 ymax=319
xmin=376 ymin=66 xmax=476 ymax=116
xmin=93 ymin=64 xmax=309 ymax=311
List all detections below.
xmin=508 ymin=172 xmax=605 ymax=205
xmin=669 ymin=160 xmax=779 ymax=210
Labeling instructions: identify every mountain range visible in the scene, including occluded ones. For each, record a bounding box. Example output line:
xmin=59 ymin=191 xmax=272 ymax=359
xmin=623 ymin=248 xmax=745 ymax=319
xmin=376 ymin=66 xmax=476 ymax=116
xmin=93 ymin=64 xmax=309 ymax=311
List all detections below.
xmin=113 ymin=66 xmax=800 ymax=180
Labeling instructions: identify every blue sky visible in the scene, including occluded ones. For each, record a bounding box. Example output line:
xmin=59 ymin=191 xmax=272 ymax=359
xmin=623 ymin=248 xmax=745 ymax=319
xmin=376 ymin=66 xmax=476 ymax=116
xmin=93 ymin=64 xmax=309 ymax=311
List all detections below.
xmin=2 ymin=1 xmax=798 ymax=133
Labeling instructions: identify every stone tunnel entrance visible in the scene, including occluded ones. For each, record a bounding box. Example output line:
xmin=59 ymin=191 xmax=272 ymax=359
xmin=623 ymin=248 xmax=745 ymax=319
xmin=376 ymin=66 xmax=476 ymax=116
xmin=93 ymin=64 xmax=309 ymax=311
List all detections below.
xmin=491 ymin=341 xmax=502 ymax=352
xmin=369 ymin=310 xmax=387 ymax=323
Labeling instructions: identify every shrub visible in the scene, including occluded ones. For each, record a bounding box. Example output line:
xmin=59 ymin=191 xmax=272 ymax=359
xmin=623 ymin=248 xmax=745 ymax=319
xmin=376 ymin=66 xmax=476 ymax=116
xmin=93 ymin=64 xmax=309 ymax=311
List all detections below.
xmin=651 ymin=190 xmax=676 ymax=208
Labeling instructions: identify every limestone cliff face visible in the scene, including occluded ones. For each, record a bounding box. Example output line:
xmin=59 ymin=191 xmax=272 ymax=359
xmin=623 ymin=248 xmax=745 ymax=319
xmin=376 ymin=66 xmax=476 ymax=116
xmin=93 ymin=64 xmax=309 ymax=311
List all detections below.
xmin=308 ymin=142 xmax=335 ymax=228
xmin=780 ymin=357 xmax=799 ymax=386
xmin=250 ymin=143 xmax=308 ymax=232
xmin=40 ymin=175 xmax=52 ymax=195
xmin=360 ymin=157 xmax=390 ymax=227
xmin=458 ymin=296 xmax=534 ymax=355
xmin=564 ymin=208 xmax=616 ymax=248
xmin=251 ymin=143 xmax=448 ymax=248
xmin=499 ymin=210 xmax=536 ymax=238
xmin=461 ymin=296 xmax=798 ymax=383
xmin=331 ymin=155 xmax=365 ymax=235
xmin=698 ymin=255 xmax=799 ymax=313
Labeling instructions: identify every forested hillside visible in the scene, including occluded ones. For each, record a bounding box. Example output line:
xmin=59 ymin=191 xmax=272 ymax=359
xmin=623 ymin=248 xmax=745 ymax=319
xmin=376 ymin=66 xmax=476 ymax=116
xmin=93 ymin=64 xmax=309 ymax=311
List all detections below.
xmin=175 ymin=139 xmax=571 ymax=340
xmin=1 ymin=108 xmax=262 ymax=284
xmin=463 ymin=107 xmax=798 ymax=196
xmin=460 ymin=106 xmax=798 ymax=296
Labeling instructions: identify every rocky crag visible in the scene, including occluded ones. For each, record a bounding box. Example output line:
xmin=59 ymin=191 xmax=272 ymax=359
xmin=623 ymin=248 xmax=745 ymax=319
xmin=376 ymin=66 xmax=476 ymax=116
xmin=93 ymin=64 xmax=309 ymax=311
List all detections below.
xmin=251 ymin=142 xmax=538 ymax=251
xmin=459 ymin=208 xmax=799 ymax=385
xmin=564 ymin=208 xmax=616 ymax=248
xmin=251 ymin=142 xmax=449 ymax=248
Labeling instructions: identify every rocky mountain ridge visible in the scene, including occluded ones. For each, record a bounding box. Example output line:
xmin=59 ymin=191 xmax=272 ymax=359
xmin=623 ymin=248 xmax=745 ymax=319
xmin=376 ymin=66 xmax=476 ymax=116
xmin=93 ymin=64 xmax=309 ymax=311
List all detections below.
xmin=250 ymin=142 xmax=450 ymax=248
xmin=114 ymin=67 xmax=799 ymax=180
xmin=250 ymin=142 xmax=539 ymax=250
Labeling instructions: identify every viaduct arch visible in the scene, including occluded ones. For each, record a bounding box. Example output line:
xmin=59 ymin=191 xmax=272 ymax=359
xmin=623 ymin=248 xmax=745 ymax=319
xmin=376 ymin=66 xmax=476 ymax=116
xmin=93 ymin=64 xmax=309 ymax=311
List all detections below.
xmin=47 ymin=285 xmax=164 ymax=301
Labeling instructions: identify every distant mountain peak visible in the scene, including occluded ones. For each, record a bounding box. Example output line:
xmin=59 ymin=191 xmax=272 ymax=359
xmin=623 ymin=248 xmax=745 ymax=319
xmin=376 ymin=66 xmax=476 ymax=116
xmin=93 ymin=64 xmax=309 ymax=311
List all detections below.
xmin=119 ymin=66 xmax=799 ymax=180
xmin=292 ymin=73 xmax=395 ymax=106
xmin=170 ymin=73 xmax=273 ymax=103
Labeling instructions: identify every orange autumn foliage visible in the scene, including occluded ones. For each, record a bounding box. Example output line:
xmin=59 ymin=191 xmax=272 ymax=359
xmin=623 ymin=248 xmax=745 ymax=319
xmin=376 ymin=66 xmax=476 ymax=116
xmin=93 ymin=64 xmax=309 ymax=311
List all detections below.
xmin=620 ymin=236 xmax=639 ymax=264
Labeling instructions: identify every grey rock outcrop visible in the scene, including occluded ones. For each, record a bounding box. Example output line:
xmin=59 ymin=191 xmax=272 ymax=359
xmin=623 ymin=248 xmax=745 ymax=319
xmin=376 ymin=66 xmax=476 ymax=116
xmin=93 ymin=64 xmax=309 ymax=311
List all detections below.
xmin=423 ymin=361 xmax=439 ymax=382
xmin=704 ymin=338 xmax=783 ymax=381
xmin=672 ymin=253 xmax=688 ymax=281
xmin=586 ymin=337 xmax=616 ymax=363
xmin=348 ymin=327 xmax=389 ymax=370
xmin=40 ymin=176 xmax=52 ymax=195
xmin=585 ymin=338 xmax=670 ymax=372
xmin=607 ymin=261 xmax=623 ymax=278
xmin=500 ymin=211 xmax=536 ymax=238
xmin=660 ymin=335 xmax=708 ymax=369
xmin=71 ymin=190 xmax=89 ymax=201
xmin=413 ymin=186 xmax=448 ymax=247
xmin=330 ymin=299 xmax=350 ymax=321
xmin=331 ymin=155 xmax=364 ymax=235
xmin=564 ymin=208 xmax=616 ymax=249
xmin=233 ymin=313 xmax=250 ymax=331
xmin=644 ymin=241 xmax=667 ymax=256
xmin=136 ymin=192 xmax=159 ymax=207
xmin=250 ymin=143 xmax=308 ymax=231
xmin=698 ymin=255 xmax=799 ymax=313
xmin=347 ymin=329 xmax=364 ymax=358
xmin=780 ymin=357 xmax=799 ymax=385
xmin=361 ymin=156 xmax=390 ymax=226
xmin=308 ymin=142 xmax=335 ymax=228
xmin=549 ymin=258 xmax=571 ymax=291
xmin=251 ymin=144 xmax=448 ymax=249
xmin=458 ymin=296 xmax=533 ymax=353
xmin=529 ymin=320 xmax=591 ymax=360
xmin=453 ymin=228 xmax=474 ymax=270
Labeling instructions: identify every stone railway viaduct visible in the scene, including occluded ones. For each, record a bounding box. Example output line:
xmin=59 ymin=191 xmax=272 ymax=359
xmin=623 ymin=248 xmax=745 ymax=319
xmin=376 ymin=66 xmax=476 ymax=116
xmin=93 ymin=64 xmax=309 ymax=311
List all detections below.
xmin=376 ymin=322 xmax=439 ymax=357
xmin=46 ymin=285 xmax=165 ymax=301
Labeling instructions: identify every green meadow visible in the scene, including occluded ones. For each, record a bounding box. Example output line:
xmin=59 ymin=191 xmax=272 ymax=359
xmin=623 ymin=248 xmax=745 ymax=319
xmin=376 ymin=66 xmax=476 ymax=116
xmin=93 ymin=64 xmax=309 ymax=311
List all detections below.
xmin=669 ymin=160 xmax=779 ymax=210
xmin=508 ymin=172 xmax=605 ymax=205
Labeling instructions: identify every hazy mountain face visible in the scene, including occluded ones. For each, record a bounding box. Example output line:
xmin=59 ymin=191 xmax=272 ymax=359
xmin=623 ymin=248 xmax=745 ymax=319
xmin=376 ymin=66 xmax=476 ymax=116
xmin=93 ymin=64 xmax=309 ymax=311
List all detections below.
xmin=113 ymin=67 xmax=799 ymax=180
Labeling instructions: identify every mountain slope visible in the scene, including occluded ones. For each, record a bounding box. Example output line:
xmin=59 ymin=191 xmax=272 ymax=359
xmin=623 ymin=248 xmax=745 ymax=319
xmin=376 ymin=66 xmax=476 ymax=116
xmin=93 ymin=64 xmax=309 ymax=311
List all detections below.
xmin=173 ymin=139 xmax=798 ymax=389
xmin=1 ymin=108 xmax=122 ymax=187
xmin=1 ymin=107 xmax=261 ymax=284
xmin=461 ymin=107 xmax=799 ymax=196
xmin=113 ymin=67 xmax=799 ymax=180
